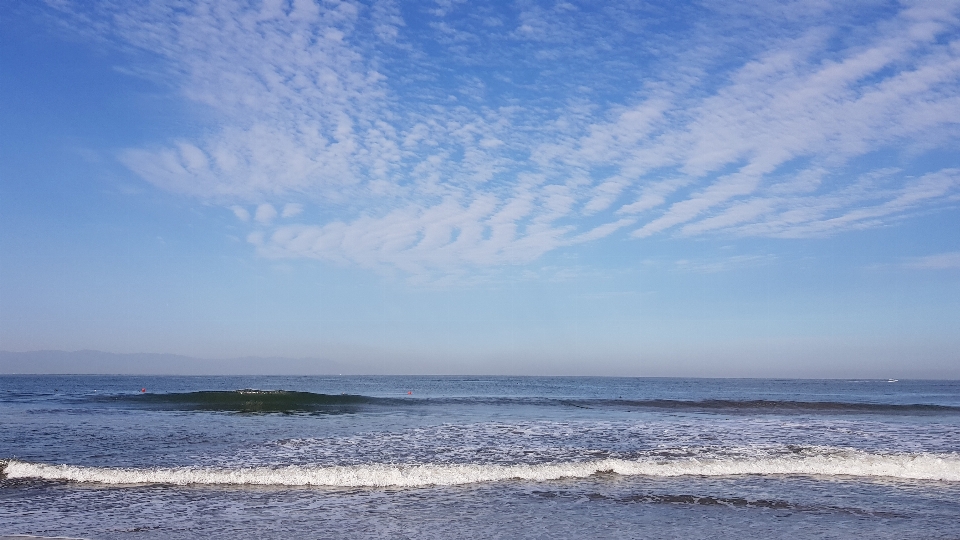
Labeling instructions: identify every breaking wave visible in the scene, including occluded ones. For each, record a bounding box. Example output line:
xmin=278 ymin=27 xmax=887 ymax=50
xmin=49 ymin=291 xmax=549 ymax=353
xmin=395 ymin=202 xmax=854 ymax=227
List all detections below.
xmin=4 ymin=450 xmax=958 ymax=487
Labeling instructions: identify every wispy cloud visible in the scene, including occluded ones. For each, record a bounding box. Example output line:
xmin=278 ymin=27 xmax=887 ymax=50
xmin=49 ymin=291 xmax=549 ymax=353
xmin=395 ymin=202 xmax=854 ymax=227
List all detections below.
xmin=281 ymin=203 xmax=304 ymax=218
xmin=905 ymin=251 xmax=960 ymax=269
xmin=639 ymin=254 xmax=778 ymax=274
xmin=45 ymin=0 xmax=960 ymax=275
xmin=230 ymin=205 xmax=250 ymax=222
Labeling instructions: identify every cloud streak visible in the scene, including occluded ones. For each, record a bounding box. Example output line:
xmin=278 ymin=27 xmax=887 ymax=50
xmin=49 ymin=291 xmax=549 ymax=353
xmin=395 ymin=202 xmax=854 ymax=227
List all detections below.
xmin=905 ymin=251 xmax=960 ymax=269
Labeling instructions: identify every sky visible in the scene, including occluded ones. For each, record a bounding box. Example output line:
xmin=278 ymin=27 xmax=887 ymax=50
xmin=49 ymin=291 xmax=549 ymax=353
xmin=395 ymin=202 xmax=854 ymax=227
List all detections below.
xmin=1 ymin=0 xmax=959 ymax=377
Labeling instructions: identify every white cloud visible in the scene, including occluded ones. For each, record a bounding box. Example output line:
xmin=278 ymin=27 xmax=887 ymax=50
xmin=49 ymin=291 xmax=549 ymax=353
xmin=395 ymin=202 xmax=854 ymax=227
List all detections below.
xmin=47 ymin=0 xmax=960 ymax=275
xmin=728 ymin=168 xmax=960 ymax=238
xmin=253 ymin=192 xmax=575 ymax=273
xmin=254 ymin=203 xmax=278 ymax=224
xmin=230 ymin=205 xmax=250 ymax=222
xmin=281 ymin=203 xmax=304 ymax=218
xmin=555 ymin=2 xmax=960 ymax=241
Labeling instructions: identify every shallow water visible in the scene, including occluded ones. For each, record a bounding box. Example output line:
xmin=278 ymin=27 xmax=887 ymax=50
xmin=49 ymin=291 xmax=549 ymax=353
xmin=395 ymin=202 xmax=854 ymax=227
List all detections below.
xmin=2 ymin=376 xmax=959 ymax=538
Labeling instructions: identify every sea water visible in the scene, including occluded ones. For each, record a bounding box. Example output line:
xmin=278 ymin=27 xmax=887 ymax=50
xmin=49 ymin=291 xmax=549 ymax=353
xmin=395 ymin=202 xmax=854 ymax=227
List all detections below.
xmin=1 ymin=375 xmax=959 ymax=538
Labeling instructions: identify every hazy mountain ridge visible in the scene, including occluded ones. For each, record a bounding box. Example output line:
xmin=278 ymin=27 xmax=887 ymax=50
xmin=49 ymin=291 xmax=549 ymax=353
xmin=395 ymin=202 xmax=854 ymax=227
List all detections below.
xmin=0 ymin=350 xmax=341 ymax=375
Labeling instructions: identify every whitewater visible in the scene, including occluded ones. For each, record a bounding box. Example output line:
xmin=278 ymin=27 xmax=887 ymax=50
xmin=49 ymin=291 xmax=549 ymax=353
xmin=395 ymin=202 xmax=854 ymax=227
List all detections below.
xmin=6 ymin=450 xmax=960 ymax=486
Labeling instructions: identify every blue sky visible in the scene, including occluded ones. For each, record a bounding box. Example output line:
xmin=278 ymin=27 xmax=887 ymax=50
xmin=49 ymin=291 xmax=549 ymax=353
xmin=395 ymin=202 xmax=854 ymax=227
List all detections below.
xmin=1 ymin=0 xmax=959 ymax=376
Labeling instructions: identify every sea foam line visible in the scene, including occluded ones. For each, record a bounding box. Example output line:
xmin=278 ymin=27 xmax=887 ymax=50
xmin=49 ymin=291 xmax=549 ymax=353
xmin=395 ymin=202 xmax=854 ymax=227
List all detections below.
xmin=3 ymin=452 xmax=959 ymax=486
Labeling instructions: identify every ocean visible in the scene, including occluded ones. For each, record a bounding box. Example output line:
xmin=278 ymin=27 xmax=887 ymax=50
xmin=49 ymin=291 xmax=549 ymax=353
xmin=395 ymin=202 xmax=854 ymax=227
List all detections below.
xmin=1 ymin=375 xmax=959 ymax=539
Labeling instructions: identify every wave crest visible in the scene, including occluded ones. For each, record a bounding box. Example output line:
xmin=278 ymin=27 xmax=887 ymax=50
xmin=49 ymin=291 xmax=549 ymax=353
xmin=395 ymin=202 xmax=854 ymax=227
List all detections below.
xmin=4 ymin=451 xmax=958 ymax=487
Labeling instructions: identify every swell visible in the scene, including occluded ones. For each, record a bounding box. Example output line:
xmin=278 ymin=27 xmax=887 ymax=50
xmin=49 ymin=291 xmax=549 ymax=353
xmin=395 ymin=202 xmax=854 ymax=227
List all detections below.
xmin=96 ymin=390 xmax=398 ymax=413
xmin=4 ymin=451 xmax=959 ymax=486
xmin=541 ymin=491 xmax=902 ymax=516
xmin=578 ymin=398 xmax=960 ymax=414
xmin=91 ymin=390 xmax=960 ymax=415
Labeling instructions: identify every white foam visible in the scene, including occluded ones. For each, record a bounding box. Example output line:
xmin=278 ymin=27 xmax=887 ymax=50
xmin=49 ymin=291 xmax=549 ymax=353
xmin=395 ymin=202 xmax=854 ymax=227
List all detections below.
xmin=4 ymin=451 xmax=959 ymax=487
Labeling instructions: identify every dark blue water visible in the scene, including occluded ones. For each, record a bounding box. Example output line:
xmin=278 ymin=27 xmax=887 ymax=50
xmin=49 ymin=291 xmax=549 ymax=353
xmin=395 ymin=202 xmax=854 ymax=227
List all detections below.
xmin=2 ymin=376 xmax=959 ymax=538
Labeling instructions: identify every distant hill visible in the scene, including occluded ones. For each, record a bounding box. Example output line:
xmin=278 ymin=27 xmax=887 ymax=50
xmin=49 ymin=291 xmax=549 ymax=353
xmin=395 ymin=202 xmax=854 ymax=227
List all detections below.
xmin=0 ymin=350 xmax=342 ymax=375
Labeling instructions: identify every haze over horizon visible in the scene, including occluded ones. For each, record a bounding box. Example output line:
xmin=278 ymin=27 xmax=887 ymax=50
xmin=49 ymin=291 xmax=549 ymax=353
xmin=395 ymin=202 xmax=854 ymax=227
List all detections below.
xmin=1 ymin=0 xmax=959 ymax=377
